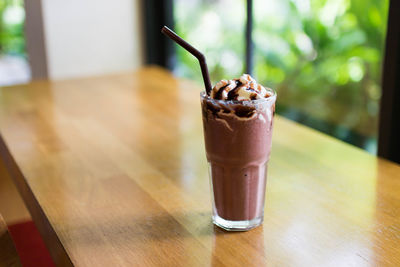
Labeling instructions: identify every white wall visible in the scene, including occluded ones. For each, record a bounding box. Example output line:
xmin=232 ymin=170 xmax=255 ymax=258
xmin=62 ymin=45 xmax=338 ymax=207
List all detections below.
xmin=41 ymin=0 xmax=143 ymax=79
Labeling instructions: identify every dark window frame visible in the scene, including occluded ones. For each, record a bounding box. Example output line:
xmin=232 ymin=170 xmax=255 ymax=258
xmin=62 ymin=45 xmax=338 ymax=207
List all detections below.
xmin=142 ymin=0 xmax=175 ymax=69
xmin=378 ymin=0 xmax=400 ymax=163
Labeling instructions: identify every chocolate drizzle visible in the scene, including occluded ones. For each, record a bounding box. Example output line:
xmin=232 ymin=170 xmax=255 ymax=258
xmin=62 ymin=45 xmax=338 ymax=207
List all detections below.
xmin=210 ymin=74 xmax=273 ymax=101
xmin=214 ymin=83 xmax=230 ymax=100
xmin=250 ymin=93 xmax=258 ymax=100
xmin=227 ymin=80 xmax=242 ymax=100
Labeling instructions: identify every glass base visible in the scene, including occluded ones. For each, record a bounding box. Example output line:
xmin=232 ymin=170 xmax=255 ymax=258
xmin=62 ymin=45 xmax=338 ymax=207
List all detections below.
xmin=212 ymin=214 xmax=263 ymax=231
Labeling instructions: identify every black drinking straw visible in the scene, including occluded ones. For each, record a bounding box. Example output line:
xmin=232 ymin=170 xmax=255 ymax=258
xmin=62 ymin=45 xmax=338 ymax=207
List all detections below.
xmin=161 ymin=26 xmax=212 ymax=95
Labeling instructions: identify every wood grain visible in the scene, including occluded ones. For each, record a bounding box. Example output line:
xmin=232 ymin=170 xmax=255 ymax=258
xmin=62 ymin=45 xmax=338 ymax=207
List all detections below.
xmin=0 ymin=214 xmax=21 ymax=266
xmin=0 ymin=66 xmax=399 ymax=266
xmin=0 ymin=157 xmax=30 ymax=224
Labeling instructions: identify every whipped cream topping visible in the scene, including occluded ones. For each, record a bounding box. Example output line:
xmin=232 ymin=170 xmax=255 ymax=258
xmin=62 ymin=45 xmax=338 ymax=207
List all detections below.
xmin=210 ymin=74 xmax=271 ymax=101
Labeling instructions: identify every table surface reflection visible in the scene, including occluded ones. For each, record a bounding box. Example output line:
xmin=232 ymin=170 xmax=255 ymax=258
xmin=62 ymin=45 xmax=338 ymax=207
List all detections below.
xmin=0 ymin=67 xmax=399 ymax=266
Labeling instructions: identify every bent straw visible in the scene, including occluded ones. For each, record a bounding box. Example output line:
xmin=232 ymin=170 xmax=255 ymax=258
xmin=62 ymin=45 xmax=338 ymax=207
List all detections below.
xmin=161 ymin=26 xmax=212 ymax=95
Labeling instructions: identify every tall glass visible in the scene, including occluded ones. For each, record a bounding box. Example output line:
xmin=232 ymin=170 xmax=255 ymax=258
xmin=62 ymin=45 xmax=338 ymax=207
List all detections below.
xmin=200 ymin=90 xmax=276 ymax=231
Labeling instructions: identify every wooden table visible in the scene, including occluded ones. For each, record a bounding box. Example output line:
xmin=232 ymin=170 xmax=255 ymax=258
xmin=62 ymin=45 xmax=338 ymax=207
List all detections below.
xmin=0 ymin=67 xmax=399 ymax=266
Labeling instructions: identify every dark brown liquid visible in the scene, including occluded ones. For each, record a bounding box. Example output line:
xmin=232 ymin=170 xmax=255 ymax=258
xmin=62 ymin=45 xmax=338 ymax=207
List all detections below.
xmin=201 ymin=98 xmax=274 ymax=221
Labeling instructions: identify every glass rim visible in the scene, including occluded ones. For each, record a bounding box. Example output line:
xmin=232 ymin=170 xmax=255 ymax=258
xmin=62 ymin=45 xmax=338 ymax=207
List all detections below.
xmin=200 ymin=88 xmax=276 ymax=105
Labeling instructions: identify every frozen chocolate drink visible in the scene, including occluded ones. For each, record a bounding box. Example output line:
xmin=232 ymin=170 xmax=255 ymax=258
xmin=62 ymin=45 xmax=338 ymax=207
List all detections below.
xmin=160 ymin=26 xmax=275 ymax=231
xmin=201 ymin=74 xmax=276 ymax=231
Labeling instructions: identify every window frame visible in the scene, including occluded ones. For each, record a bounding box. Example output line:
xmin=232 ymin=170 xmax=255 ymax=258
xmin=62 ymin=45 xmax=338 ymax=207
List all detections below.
xmin=377 ymin=0 xmax=400 ymax=163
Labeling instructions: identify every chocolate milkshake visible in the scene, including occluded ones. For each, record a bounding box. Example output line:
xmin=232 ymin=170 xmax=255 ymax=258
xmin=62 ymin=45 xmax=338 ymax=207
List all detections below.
xmin=201 ymin=74 xmax=276 ymax=231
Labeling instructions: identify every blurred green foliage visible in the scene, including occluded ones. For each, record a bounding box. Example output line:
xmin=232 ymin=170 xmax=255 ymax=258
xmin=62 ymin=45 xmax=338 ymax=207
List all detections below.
xmin=174 ymin=0 xmax=388 ymax=152
xmin=0 ymin=0 xmax=25 ymax=56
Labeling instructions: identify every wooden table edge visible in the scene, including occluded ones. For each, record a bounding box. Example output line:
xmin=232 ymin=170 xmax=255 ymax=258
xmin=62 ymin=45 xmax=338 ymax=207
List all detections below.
xmin=0 ymin=213 xmax=21 ymax=266
xmin=0 ymin=134 xmax=74 ymax=267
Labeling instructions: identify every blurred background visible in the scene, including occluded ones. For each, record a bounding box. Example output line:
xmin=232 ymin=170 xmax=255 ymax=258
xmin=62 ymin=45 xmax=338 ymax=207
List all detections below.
xmin=0 ymin=0 xmax=390 ymax=154
xmin=173 ymin=0 xmax=388 ymax=154
xmin=0 ymin=0 xmax=29 ymax=85
xmin=0 ymin=0 xmax=143 ymax=82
